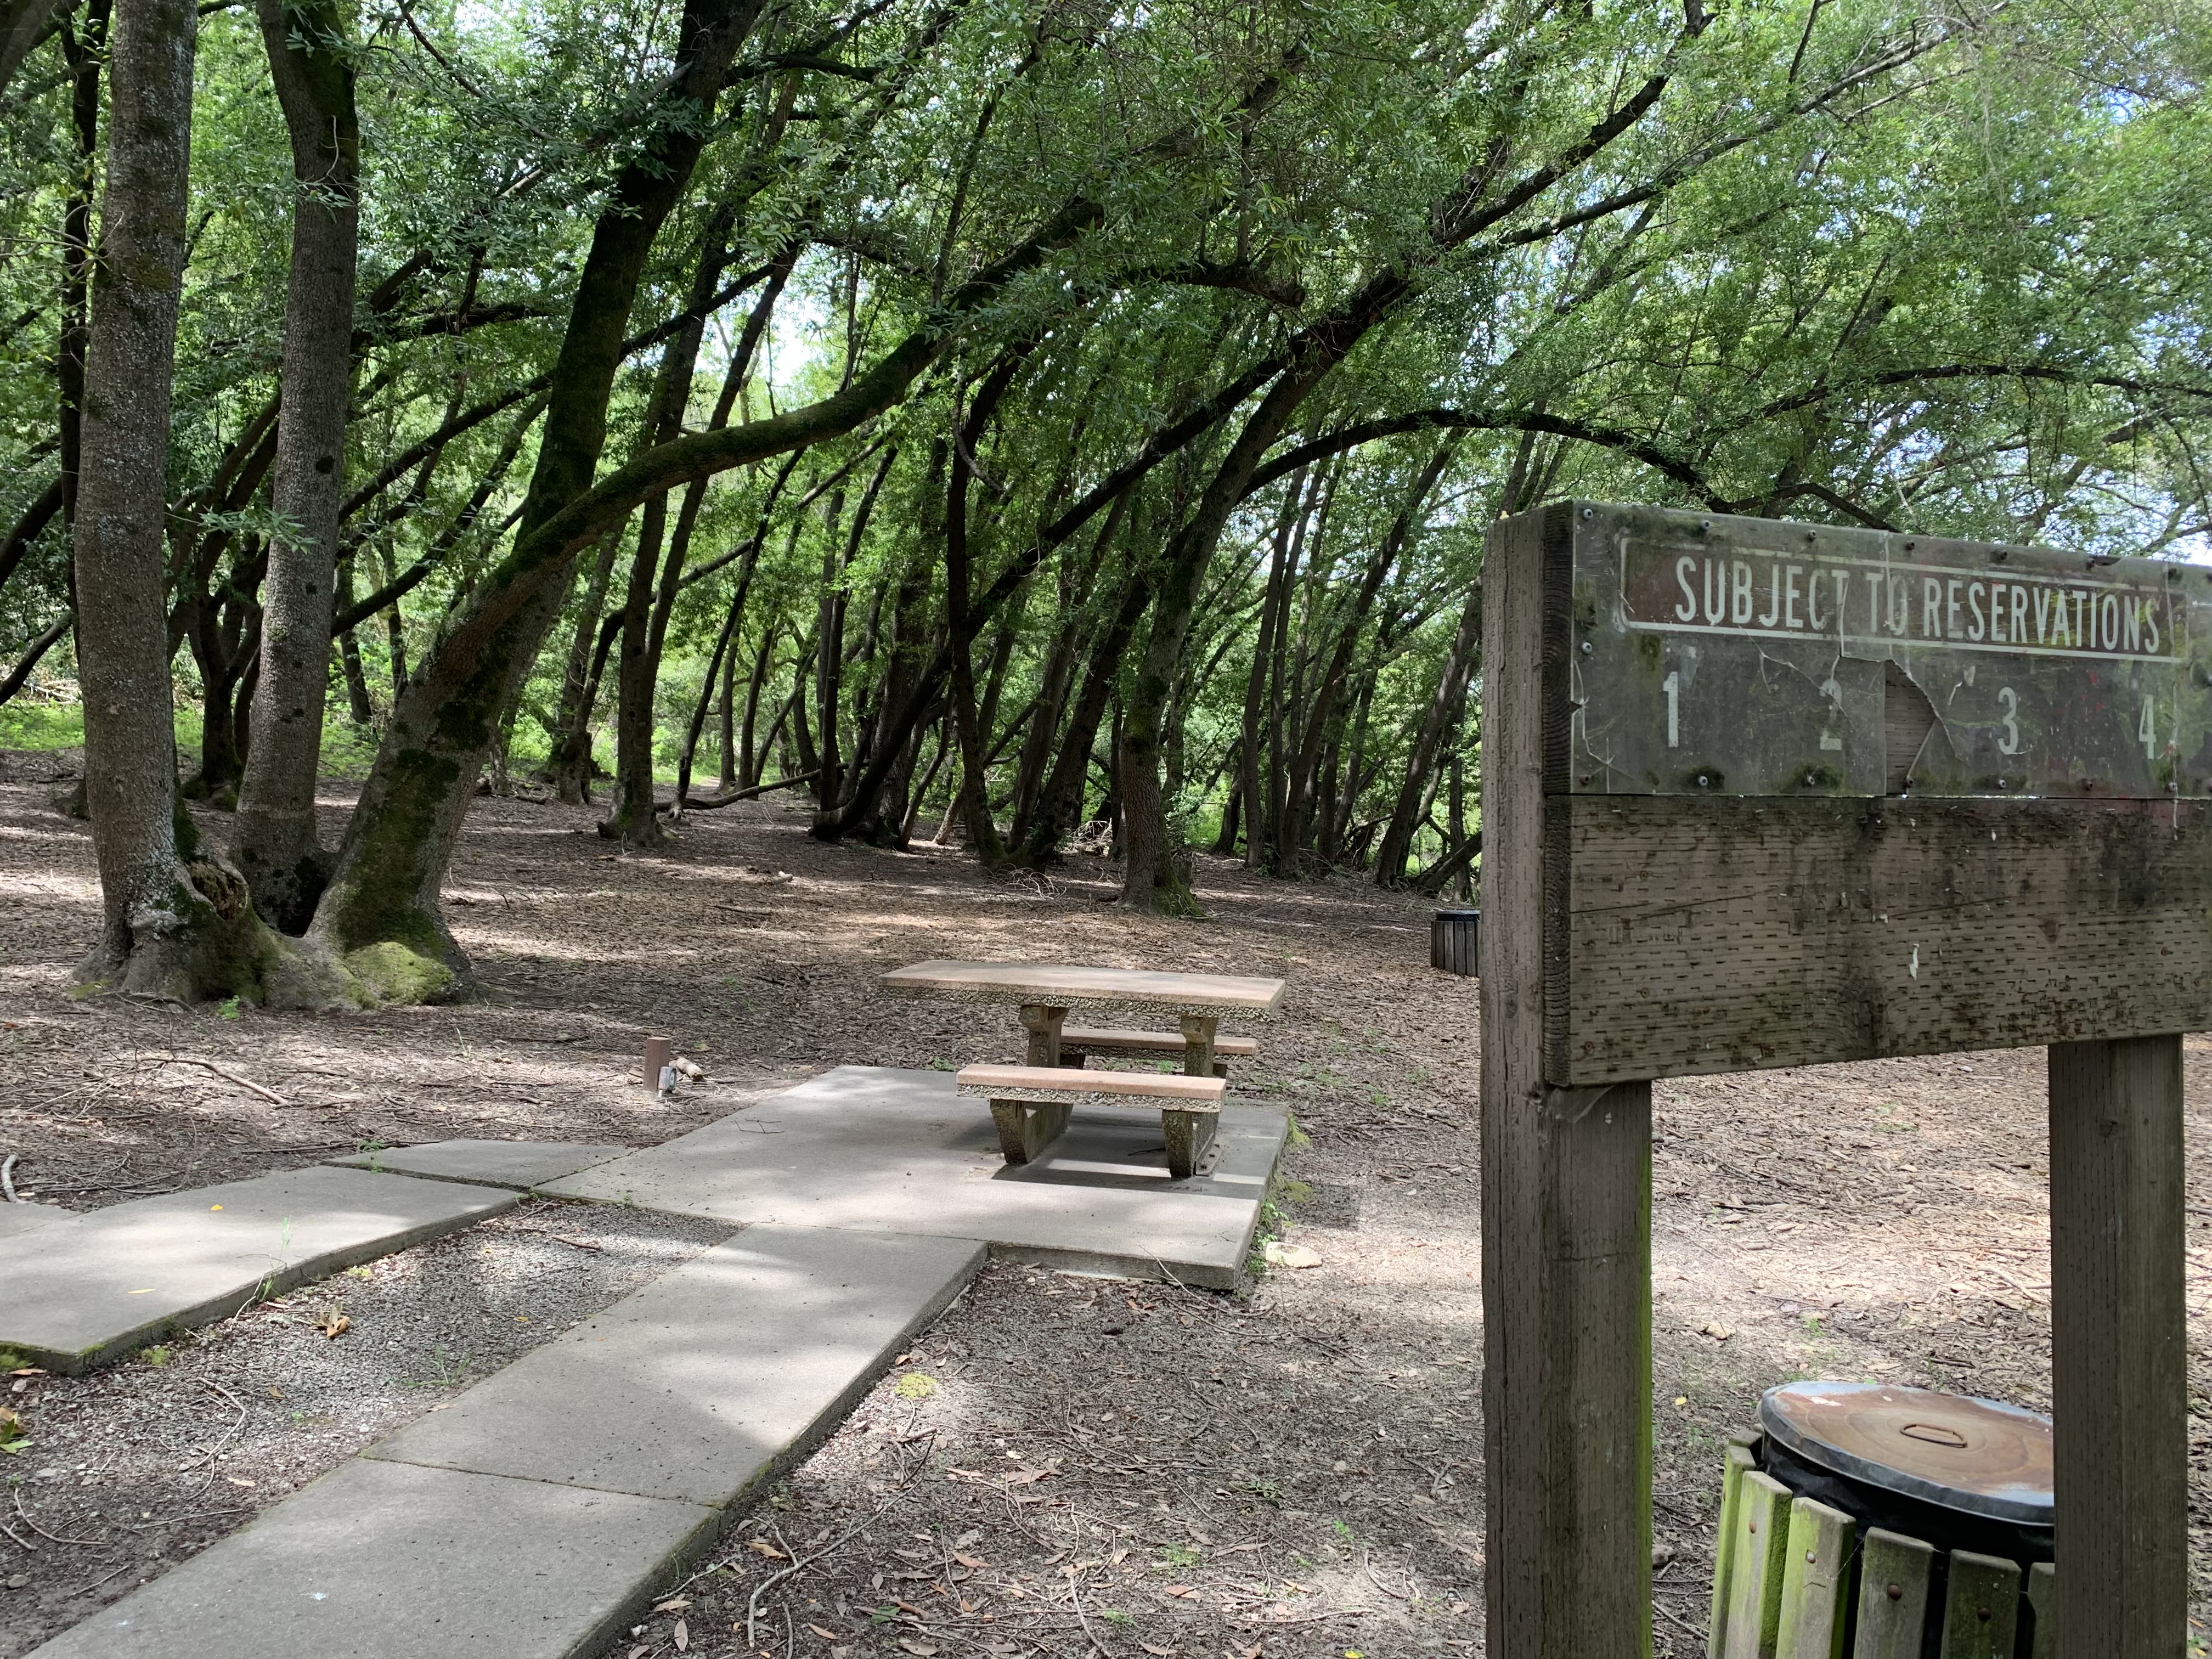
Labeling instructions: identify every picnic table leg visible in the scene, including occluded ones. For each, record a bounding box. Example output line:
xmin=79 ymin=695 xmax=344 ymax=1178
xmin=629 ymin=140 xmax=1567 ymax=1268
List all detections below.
xmin=1161 ymin=1110 xmax=1216 ymax=1181
xmin=989 ymin=1097 xmax=1071 ymax=1164
xmin=1179 ymin=1013 xmax=1218 ymax=1077
xmin=1020 ymin=1003 xmax=1068 ymax=1066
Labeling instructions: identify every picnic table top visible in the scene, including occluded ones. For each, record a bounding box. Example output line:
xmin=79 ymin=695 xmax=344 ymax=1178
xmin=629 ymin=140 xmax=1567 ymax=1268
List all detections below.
xmin=882 ymin=960 xmax=1286 ymax=1015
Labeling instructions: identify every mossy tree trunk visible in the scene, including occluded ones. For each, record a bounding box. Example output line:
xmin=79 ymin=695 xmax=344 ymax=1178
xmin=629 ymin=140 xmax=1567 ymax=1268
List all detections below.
xmin=309 ymin=0 xmax=763 ymax=983
xmin=233 ymin=0 xmax=360 ymax=931
xmin=312 ymin=187 xmax=1098 ymax=996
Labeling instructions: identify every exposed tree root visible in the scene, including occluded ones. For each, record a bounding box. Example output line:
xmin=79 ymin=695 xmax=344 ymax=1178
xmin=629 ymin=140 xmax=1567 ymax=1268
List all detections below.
xmin=72 ymin=857 xmax=366 ymax=1011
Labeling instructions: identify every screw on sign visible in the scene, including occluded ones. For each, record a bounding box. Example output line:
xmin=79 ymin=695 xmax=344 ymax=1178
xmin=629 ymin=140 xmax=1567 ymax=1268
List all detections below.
xmin=1479 ymin=501 xmax=2193 ymax=1659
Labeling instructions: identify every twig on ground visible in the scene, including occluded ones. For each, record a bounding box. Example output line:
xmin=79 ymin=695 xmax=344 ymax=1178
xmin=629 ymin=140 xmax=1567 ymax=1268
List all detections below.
xmin=1065 ymin=1568 xmax=1107 ymax=1657
xmin=159 ymin=1056 xmax=287 ymax=1105
xmin=170 ymin=1380 xmax=254 ymax=1508
xmin=13 ymin=1489 xmax=106 ymax=1545
xmin=745 ymin=1488 xmax=911 ymax=1648
xmin=0 ymin=1520 xmax=36 ymax=1553
xmin=1655 ymin=1597 xmax=1702 ymax=1635
xmin=0 ymin=1154 xmax=18 ymax=1202
xmin=67 ymin=1559 xmax=133 ymax=1597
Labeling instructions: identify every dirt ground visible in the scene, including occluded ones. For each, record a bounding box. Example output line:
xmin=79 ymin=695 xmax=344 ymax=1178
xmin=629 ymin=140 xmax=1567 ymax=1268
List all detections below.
xmin=0 ymin=751 xmax=2207 ymax=1658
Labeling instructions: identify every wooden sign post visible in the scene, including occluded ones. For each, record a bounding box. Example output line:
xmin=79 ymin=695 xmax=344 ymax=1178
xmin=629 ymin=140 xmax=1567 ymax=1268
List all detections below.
xmin=1478 ymin=501 xmax=2197 ymax=1656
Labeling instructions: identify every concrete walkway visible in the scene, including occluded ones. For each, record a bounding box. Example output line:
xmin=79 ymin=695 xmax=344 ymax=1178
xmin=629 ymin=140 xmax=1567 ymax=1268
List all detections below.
xmin=30 ymin=1227 xmax=983 ymax=1658
xmin=0 ymin=1167 xmax=519 ymax=1373
xmin=325 ymin=1137 xmax=631 ymax=1190
xmin=23 ymin=1071 xmax=1287 ymax=1657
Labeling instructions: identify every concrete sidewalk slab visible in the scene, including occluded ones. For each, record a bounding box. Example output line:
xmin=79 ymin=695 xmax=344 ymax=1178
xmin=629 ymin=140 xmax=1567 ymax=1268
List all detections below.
xmin=323 ymin=1138 xmax=630 ymax=1190
xmin=26 ymin=1456 xmax=715 ymax=1659
xmin=0 ymin=1168 xmax=518 ymax=1373
xmin=0 ymin=1201 xmax=70 ymax=1240
xmin=368 ymin=1226 xmax=982 ymax=1507
xmin=540 ymin=1065 xmax=1286 ymax=1286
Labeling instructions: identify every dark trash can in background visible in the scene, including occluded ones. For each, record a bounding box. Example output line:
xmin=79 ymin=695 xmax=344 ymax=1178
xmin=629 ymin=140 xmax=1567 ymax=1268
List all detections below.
xmin=1431 ymin=909 xmax=1479 ymax=976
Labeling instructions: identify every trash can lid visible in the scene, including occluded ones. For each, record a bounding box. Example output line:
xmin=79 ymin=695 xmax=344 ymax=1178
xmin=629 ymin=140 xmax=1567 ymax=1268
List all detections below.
xmin=1432 ymin=908 xmax=1480 ymax=919
xmin=1758 ymin=1381 xmax=2052 ymax=1526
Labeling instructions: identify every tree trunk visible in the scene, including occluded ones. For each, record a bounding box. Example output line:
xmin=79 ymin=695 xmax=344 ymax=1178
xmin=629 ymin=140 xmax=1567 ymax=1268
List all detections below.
xmin=1376 ymin=581 xmax=1480 ymax=885
xmin=549 ymin=526 xmax=623 ymax=803
xmin=74 ymin=0 xmax=341 ymax=1003
xmin=1285 ymin=441 xmax=1453 ymax=859
xmin=335 ymin=558 xmax=375 ymax=724
xmin=234 ymin=0 xmax=360 ymax=932
xmin=57 ymin=0 xmax=109 ymax=533
xmin=76 ymin=0 xmax=199 ymax=981
xmin=1017 ymin=560 xmax=1150 ymax=869
xmin=737 ymin=627 xmax=774 ymax=787
xmin=903 ymin=716 xmax=951 ymax=843
xmin=311 ymin=0 xmax=760 ymax=991
xmin=603 ymin=202 xmax=736 ymax=846
xmin=812 ymin=489 xmax=849 ymax=811
xmin=716 ymin=634 xmax=737 ymax=789
xmin=0 ymin=0 xmax=64 ymax=92
xmin=1239 ymin=469 xmax=1302 ymax=867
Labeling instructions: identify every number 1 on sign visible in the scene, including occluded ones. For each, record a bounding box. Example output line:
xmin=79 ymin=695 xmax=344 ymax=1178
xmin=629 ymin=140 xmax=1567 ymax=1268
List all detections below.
xmin=1663 ymin=670 xmax=1679 ymax=748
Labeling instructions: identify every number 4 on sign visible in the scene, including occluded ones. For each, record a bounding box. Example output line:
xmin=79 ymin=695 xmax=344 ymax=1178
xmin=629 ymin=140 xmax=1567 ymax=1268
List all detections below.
xmin=2141 ymin=696 xmax=2156 ymax=759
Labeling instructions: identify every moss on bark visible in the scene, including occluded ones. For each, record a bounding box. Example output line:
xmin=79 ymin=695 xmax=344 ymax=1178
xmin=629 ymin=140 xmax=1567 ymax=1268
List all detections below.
xmin=72 ymin=856 xmax=366 ymax=1010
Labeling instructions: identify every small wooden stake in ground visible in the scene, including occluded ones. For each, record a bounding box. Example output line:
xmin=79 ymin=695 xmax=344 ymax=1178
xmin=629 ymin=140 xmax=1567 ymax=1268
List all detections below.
xmin=642 ymin=1036 xmax=673 ymax=1093
xmin=2049 ymin=1033 xmax=2187 ymax=1658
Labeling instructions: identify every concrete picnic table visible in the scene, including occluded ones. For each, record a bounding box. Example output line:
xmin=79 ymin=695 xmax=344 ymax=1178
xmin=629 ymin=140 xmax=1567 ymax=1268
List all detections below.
xmin=881 ymin=960 xmax=1286 ymax=1076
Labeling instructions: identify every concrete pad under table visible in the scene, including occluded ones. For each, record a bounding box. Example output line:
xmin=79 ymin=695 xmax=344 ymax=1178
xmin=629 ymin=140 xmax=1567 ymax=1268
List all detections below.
xmin=541 ymin=1065 xmax=1288 ymax=1287
xmin=323 ymin=1138 xmax=630 ymax=1190
xmin=368 ymin=1226 xmax=982 ymax=1506
xmin=25 ymin=1456 xmax=716 ymax=1659
xmin=0 ymin=1167 xmax=518 ymax=1373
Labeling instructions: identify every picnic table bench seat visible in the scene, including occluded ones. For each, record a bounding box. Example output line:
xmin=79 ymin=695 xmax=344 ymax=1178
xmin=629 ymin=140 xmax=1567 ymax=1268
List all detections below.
xmin=1057 ymin=1026 xmax=1258 ymax=1077
xmin=956 ymin=1063 xmax=1226 ymax=1180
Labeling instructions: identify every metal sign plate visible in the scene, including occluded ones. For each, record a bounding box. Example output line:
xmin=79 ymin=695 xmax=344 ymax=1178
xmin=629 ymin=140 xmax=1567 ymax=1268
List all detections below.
xmin=1562 ymin=504 xmax=2212 ymax=798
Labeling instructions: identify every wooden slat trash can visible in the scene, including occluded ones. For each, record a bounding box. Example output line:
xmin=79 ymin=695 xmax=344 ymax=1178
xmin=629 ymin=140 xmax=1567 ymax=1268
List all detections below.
xmin=1430 ymin=908 xmax=1479 ymax=976
xmin=1708 ymin=1383 xmax=2054 ymax=1659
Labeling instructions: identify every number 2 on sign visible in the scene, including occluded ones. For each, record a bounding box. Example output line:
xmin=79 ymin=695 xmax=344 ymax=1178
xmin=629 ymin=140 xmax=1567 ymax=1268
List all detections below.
xmin=1662 ymin=670 xmax=1679 ymax=748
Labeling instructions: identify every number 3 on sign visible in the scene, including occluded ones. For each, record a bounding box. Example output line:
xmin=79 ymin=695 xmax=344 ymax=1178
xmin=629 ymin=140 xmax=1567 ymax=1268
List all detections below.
xmin=1997 ymin=687 xmax=2020 ymax=757
xmin=1662 ymin=670 xmax=1679 ymax=748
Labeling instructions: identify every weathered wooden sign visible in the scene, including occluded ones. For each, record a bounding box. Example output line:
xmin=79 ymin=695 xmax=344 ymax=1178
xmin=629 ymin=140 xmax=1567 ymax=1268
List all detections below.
xmin=1479 ymin=501 xmax=2192 ymax=1659
xmin=1520 ymin=505 xmax=2212 ymax=1087
xmin=1563 ymin=504 xmax=2212 ymax=800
